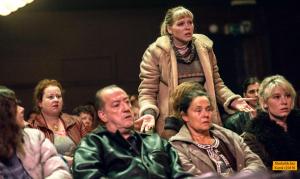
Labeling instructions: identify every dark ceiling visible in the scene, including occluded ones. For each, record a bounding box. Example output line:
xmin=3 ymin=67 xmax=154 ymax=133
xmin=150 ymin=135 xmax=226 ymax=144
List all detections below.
xmin=21 ymin=0 xmax=297 ymax=12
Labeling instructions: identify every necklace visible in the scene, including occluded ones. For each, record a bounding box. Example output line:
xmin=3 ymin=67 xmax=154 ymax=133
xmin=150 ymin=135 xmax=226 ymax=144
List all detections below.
xmin=175 ymin=44 xmax=188 ymax=50
xmin=53 ymin=124 xmax=59 ymax=131
xmin=41 ymin=113 xmax=62 ymax=132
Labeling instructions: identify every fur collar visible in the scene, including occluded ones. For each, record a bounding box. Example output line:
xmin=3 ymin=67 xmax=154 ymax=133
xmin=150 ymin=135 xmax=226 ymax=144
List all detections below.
xmin=246 ymin=109 xmax=300 ymax=162
xmin=155 ymin=34 xmax=213 ymax=53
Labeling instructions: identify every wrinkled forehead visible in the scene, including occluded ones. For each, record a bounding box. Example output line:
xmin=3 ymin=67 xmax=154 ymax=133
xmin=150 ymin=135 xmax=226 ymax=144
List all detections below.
xmin=102 ymin=88 xmax=128 ymax=101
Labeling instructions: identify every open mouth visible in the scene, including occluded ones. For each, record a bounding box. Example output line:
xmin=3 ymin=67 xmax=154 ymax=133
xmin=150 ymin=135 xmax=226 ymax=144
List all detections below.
xmin=185 ymin=32 xmax=192 ymax=37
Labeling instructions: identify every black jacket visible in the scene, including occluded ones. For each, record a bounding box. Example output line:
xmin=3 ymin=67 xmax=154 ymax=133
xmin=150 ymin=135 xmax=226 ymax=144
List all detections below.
xmin=72 ymin=126 xmax=192 ymax=179
xmin=242 ymin=109 xmax=300 ymax=170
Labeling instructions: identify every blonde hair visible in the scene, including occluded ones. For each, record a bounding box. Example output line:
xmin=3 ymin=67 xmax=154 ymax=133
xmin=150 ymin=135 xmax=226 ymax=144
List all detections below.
xmin=259 ymin=75 xmax=296 ymax=111
xmin=160 ymin=6 xmax=194 ymax=36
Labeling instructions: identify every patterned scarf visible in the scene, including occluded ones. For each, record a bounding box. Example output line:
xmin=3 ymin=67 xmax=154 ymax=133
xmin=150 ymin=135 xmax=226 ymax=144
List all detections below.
xmin=171 ymin=38 xmax=197 ymax=64
xmin=196 ymin=136 xmax=234 ymax=177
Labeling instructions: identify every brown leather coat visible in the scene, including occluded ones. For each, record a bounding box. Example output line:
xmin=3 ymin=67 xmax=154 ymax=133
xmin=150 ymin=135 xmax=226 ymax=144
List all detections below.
xmin=28 ymin=113 xmax=86 ymax=145
xmin=138 ymin=34 xmax=240 ymax=135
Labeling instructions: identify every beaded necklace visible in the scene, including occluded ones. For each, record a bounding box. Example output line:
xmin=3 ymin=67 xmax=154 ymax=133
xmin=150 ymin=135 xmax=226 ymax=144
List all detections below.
xmin=196 ymin=136 xmax=233 ymax=176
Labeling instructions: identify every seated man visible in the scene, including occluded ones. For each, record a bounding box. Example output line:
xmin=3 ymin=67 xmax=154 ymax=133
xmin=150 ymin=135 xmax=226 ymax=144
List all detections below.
xmin=224 ymin=77 xmax=260 ymax=134
xmin=72 ymin=85 xmax=192 ymax=178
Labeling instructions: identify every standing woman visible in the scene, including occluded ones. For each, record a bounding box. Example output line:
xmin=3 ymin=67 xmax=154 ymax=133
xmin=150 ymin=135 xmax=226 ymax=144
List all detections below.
xmin=138 ymin=6 xmax=252 ymax=136
xmin=29 ymin=79 xmax=86 ymax=167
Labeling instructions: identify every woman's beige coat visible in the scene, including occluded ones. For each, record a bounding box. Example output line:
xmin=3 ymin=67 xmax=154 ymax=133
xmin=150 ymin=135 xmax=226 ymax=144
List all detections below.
xmin=169 ymin=124 xmax=266 ymax=176
xmin=138 ymin=34 xmax=240 ymax=134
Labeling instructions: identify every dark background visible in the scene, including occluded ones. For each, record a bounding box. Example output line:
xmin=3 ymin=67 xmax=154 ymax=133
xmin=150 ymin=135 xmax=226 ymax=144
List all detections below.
xmin=0 ymin=0 xmax=299 ymax=115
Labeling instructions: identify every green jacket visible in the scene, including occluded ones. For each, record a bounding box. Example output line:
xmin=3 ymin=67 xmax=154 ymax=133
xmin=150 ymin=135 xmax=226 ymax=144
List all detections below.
xmin=224 ymin=111 xmax=251 ymax=135
xmin=72 ymin=126 xmax=192 ymax=179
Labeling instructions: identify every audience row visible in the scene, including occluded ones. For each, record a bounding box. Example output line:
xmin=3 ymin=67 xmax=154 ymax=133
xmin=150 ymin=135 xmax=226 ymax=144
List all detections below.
xmin=0 ymin=5 xmax=299 ymax=179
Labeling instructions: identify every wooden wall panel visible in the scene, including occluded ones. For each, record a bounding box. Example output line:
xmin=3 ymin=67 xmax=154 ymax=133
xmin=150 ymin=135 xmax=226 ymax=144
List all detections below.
xmin=61 ymin=56 xmax=114 ymax=83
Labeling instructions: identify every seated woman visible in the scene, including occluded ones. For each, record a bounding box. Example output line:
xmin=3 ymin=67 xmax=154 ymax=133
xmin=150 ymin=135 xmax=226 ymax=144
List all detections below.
xmin=242 ymin=75 xmax=300 ymax=170
xmin=169 ymin=87 xmax=266 ymax=177
xmin=0 ymin=86 xmax=71 ymax=179
xmin=163 ymin=81 xmax=205 ymax=138
xmin=29 ymin=79 xmax=86 ymax=167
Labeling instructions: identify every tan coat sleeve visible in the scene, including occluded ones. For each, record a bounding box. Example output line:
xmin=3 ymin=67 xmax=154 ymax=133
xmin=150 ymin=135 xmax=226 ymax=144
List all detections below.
xmin=138 ymin=43 xmax=161 ymax=118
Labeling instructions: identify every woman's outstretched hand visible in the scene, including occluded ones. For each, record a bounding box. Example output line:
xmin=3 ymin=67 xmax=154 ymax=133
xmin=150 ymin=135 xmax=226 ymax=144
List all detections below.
xmin=230 ymin=98 xmax=256 ymax=112
xmin=134 ymin=114 xmax=155 ymax=133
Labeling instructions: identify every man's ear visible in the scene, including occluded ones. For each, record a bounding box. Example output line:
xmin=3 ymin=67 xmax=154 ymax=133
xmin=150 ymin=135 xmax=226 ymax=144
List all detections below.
xmin=98 ymin=110 xmax=108 ymax=123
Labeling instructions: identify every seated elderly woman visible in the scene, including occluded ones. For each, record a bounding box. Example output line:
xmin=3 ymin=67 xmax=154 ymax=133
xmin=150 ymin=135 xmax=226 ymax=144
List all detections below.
xmin=242 ymin=75 xmax=300 ymax=170
xmin=0 ymin=86 xmax=71 ymax=179
xmin=169 ymin=84 xmax=266 ymax=177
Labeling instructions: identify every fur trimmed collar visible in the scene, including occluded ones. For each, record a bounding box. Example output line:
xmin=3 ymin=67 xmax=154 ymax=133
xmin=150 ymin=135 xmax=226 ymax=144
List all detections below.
xmin=246 ymin=109 xmax=300 ymax=162
xmin=155 ymin=34 xmax=213 ymax=53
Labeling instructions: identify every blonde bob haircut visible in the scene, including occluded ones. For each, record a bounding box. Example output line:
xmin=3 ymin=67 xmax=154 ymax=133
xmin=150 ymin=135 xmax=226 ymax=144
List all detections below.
xmin=259 ymin=75 xmax=296 ymax=112
xmin=160 ymin=6 xmax=193 ymax=36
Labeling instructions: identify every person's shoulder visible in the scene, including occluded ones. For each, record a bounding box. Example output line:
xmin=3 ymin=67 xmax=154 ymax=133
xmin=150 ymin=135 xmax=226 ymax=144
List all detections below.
xmin=211 ymin=123 xmax=240 ymax=138
xmin=61 ymin=113 xmax=77 ymax=121
xmin=61 ymin=113 xmax=82 ymax=126
xmin=23 ymin=128 xmax=46 ymax=142
xmin=76 ymin=126 xmax=108 ymax=147
xmin=225 ymin=111 xmax=245 ymax=121
xmin=224 ymin=111 xmax=248 ymax=125
xmin=244 ymin=111 xmax=271 ymax=134
xmin=28 ymin=114 xmax=44 ymax=127
xmin=24 ymin=127 xmax=43 ymax=135
xmin=193 ymin=34 xmax=213 ymax=48
xmin=147 ymin=35 xmax=171 ymax=52
xmin=82 ymin=125 xmax=110 ymax=140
